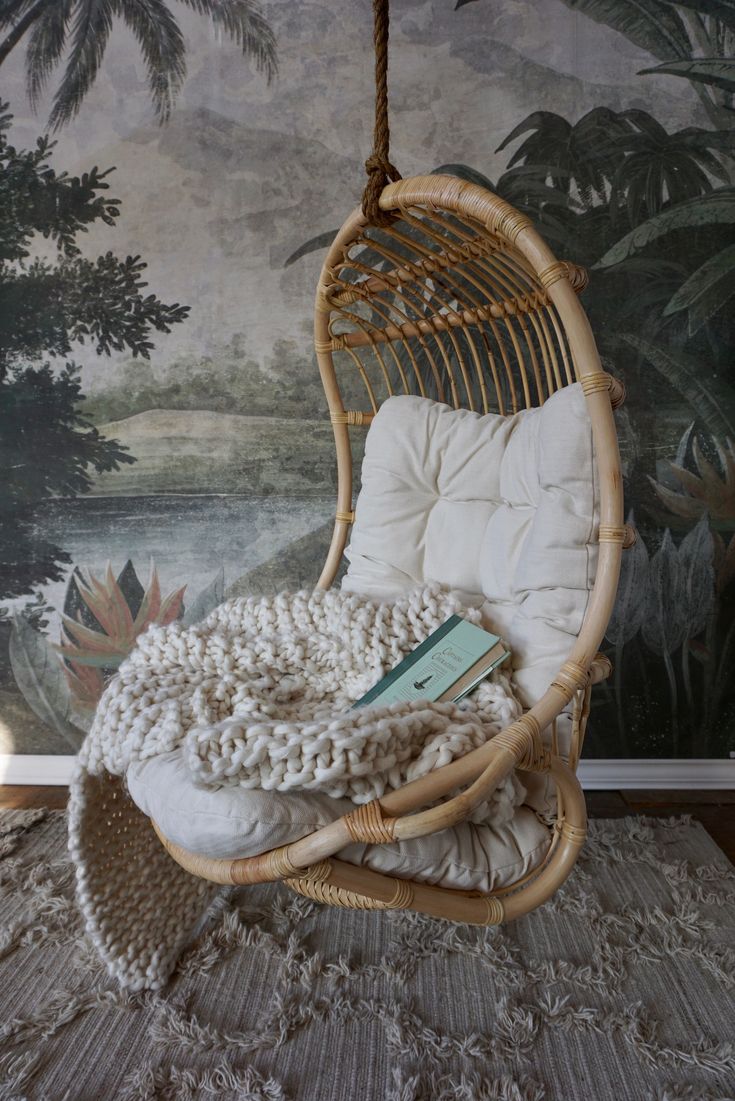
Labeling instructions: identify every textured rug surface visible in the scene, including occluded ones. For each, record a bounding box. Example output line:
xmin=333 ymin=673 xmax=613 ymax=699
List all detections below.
xmin=0 ymin=809 xmax=734 ymax=1101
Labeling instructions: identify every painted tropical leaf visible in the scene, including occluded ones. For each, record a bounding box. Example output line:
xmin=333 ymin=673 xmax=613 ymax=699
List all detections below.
xmin=664 ymin=1 xmax=735 ymax=32
xmin=639 ymin=57 xmax=735 ymax=92
xmin=63 ymin=661 xmax=105 ymax=711
xmin=9 ymin=615 xmax=84 ymax=749
xmin=641 ymin=530 xmax=688 ymax=655
xmin=432 ymin=163 xmax=495 ymax=191
xmin=64 ymin=566 xmax=103 ymax=632
xmin=57 ymin=620 xmax=131 ymax=666
xmin=611 ymin=256 xmax=689 ymax=322
xmin=116 ymin=559 xmax=145 ymax=621
xmin=605 ymin=510 xmax=650 ymax=646
xmin=494 ymin=109 xmax=629 ymax=207
xmin=131 ymin=567 xmax=162 ymax=633
xmin=74 ymin=563 xmax=135 ymax=641
xmin=662 ymin=243 xmax=735 ymax=334
xmin=554 ymin=0 xmax=691 ymax=62
xmin=158 ymin=584 xmax=187 ymax=626
xmin=618 ymin=333 xmax=735 ymax=441
xmin=181 ymin=567 xmax=225 ymax=627
xmin=677 ymin=515 xmax=715 ymax=639
xmin=495 ymin=165 xmax=573 ymax=209
xmin=594 ymin=188 xmax=735 ymax=268
xmin=56 ymin=563 xmax=186 ymax=678
xmin=713 ymin=531 xmax=735 ymax=592
xmin=650 ymin=435 xmax=735 ymax=524
xmin=284 ymin=229 xmax=338 ymax=267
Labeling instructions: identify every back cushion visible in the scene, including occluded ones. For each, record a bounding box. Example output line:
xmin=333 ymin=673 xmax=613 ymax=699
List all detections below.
xmin=341 ymin=385 xmax=599 ymax=709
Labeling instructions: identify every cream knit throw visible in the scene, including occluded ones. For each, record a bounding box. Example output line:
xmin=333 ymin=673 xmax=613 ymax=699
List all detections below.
xmin=69 ymin=584 xmax=525 ymax=991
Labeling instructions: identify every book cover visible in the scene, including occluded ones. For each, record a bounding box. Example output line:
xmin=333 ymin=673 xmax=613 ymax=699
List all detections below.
xmin=353 ymin=615 xmax=510 ymax=708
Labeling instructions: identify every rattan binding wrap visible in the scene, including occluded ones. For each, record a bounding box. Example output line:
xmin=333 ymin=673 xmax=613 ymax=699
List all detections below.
xmin=152 ymin=175 xmax=624 ymax=929
xmin=285 ymin=870 xmax=413 ymax=911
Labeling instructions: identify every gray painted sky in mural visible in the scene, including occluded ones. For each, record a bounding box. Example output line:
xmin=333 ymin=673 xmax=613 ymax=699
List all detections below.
xmin=3 ymin=0 xmax=703 ymax=382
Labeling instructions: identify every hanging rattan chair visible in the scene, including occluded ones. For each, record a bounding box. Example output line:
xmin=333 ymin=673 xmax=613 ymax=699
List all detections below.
xmin=150 ymin=1 xmax=629 ymax=927
xmin=153 ymin=170 xmax=629 ymax=926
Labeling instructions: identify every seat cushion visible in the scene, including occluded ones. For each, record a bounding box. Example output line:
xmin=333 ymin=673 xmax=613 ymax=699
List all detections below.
xmin=127 ymin=750 xmax=551 ymax=894
xmin=341 ymin=385 xmax=598 ymax=709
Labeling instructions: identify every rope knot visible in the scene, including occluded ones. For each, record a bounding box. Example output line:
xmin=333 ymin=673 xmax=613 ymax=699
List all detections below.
xmin=362 ymin=156 xmax=402 ymax=227
xmin=364 ymin=153 xmax=401 ymax=180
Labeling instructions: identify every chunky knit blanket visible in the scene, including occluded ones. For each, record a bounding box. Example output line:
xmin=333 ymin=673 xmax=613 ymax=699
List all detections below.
xmin=69 ymin=584 xmax=524 ymax=991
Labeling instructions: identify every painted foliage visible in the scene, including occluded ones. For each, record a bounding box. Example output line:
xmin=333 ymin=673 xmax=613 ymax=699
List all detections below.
xmin=0 ymin=0 xmax=733 ymax=758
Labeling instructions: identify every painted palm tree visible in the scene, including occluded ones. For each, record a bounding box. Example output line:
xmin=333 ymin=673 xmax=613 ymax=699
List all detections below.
xmin=0 ymin=0 xmax=277 ymax=129
xmin=494 ymin=108 xmax=633 ymax=211
xmin=611 ymin=110 xmax=733 ymax=226
xmin=552 ymin=0 xmax=735 ymax=128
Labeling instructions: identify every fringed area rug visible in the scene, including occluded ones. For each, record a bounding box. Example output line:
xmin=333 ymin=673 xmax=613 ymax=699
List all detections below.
xmin=1 ymin=810 xmax=734 ymax=1101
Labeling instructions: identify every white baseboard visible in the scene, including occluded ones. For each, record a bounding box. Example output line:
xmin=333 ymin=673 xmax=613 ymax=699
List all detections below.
xmin=578 ymin=759 xmax=735 ymax=790
xmin=1 ymin=755 xmax=77 ymax=785
xmin=1 ymin=754 xmax=733 ymax=789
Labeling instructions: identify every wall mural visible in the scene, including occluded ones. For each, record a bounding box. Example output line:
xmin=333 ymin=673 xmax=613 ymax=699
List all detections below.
xmin=0 ymin=0 xmax=733 ymax=760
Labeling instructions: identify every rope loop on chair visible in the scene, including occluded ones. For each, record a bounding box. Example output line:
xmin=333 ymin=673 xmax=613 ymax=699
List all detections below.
xmin=362 ymin=0 xmax=402 ymax=227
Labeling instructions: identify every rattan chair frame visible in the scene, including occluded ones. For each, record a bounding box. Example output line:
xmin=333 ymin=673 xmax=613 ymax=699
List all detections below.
xmin=152 ymin=176 xmax=627 ymax=926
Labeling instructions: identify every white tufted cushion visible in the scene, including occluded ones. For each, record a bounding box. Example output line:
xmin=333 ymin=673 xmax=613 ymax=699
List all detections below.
xmin=127 ymin=750 xmax=550 ymax=893
xmin=341 ymin=385 xmax=598 ymax=709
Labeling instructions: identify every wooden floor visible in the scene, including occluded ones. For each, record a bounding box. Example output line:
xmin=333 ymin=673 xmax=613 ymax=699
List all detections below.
xmin=1 ymin=785 xmax=733 ymax=864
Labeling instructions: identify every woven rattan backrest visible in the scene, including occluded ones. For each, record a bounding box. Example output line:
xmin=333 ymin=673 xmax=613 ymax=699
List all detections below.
xmin=316 ymin=190 xmax=587 ymax=417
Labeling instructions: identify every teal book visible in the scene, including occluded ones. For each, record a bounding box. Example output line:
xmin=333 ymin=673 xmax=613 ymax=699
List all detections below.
xmin=353 ymin=615 xmax=510 ymax=708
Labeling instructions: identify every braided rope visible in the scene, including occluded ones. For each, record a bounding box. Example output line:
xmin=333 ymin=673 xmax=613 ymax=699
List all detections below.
xmin=362 ymin=0 xmax=402 ymax=226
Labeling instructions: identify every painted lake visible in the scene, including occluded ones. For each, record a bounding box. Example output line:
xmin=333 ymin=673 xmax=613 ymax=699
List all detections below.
xmin=17 ymin=493 xmax=336 ymax=632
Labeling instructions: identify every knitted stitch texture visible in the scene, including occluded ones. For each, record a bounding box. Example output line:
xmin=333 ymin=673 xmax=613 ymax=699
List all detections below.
xmin=68 ymin=584 xmax=525 ymax=991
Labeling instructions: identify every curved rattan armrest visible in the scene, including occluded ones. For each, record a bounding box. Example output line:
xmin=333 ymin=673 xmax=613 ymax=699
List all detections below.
xmin=389 ymin=714 xmax=545 ymax=842
xmin=151 ymin=710 xmax=550 ymax=885
xmin=151 ymin=641 xmax=613 ymax=888
xmin=152 ymin=752 xmax=587 ymax=926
